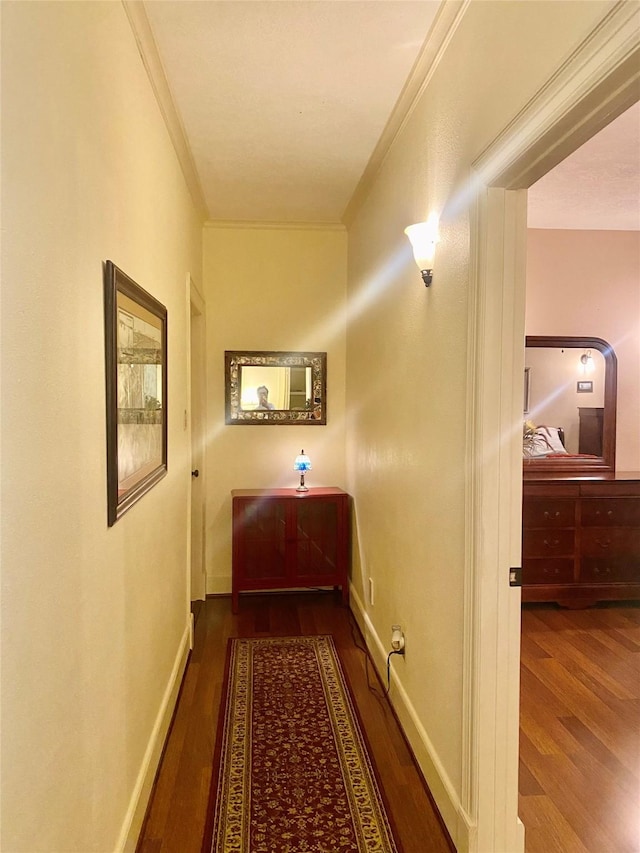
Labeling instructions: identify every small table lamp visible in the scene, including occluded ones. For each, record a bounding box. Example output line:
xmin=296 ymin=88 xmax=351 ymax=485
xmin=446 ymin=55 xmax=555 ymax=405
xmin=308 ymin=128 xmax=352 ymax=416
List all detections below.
xmin=293 ymin=449 xmax=312 ymax=492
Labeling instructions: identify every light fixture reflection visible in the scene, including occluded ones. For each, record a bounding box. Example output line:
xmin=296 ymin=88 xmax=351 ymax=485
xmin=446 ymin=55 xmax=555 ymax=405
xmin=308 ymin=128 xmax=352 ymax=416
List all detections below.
xmin=580 ymin=350 xmax=595 ymax=374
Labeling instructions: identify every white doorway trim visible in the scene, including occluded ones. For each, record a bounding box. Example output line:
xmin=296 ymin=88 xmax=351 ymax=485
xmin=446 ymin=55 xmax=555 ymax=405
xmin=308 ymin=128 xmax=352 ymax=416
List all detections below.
xmin=464 ymin=5 xmax=640 ymax=851
xmin=187 ymin=277 xmax=207 ymax=615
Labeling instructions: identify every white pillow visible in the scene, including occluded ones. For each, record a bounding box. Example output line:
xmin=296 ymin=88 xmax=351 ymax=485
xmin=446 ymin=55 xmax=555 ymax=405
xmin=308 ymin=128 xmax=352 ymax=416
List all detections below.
xmin=535 ymin=426 xmax=567 ymax=454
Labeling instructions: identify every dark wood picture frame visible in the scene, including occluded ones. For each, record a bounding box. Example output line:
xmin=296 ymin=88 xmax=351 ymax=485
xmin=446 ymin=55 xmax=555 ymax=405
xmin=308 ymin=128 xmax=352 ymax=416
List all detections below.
xmin=104 ymin=261 xmax=168 ymax=525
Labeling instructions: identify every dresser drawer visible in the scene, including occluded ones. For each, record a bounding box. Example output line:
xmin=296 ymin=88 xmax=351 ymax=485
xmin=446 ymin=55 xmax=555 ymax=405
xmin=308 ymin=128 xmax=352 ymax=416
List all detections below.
xmin=523 ymin=529 xmax=575 ymax=558
xmin=523 ymin=498 xmax=576 ymax=528
xmin=523 ymin=558 xmax=575 ymax=585
xmin=581 ymin=557 xmax=640 ymax=584
xmin=581 ymin=498 xmax=640 ymax=527
xmin=521 ymin=478 xmax=640 ymax=605
xmin=581 ymin=528 xmax=640 ymax=557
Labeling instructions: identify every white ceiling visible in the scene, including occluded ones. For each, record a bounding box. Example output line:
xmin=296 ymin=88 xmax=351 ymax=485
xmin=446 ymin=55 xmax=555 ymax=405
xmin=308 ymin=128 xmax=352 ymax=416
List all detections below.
xmin=143 ymin=0 xmax=441 ymax=223
xmin=527 ymin=101 xmax=640 ymax=230
xmin=141 ymin=1 xmax=640 ymax=228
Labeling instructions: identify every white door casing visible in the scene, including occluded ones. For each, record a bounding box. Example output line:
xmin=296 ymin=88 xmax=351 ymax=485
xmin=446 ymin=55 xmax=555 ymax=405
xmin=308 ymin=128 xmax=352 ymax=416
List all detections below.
xmin=464 ymin=5 xmax=640 ymax=851
xmin=189 ymin=278 xmax=207 ymax=603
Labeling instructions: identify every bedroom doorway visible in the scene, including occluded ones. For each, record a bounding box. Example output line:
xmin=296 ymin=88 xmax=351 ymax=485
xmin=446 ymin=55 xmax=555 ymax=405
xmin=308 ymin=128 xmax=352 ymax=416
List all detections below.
xmin=517 ymin=102 xmax=639 ymax=851
xmin=466 ymin=7 xmax=639 ymax=851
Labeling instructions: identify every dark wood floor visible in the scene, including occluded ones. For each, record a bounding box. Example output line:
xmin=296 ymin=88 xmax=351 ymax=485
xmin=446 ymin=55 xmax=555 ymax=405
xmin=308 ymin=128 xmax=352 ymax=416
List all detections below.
xmin=137 ymin=594 xmax=640 ymax=853
xmin=519 ymin=602 xmax=640 ymax=853
xmin=137 ymin=592 xmax=455 ymax=853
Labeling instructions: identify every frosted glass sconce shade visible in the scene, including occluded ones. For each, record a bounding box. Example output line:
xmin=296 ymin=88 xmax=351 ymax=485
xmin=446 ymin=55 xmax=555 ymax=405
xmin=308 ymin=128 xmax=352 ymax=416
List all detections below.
xmin=404 ymin=218 xmax=439 ymax=286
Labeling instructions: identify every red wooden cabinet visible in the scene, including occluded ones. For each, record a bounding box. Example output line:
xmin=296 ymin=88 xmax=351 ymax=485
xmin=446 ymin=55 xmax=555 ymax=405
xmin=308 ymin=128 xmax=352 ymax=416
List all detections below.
xmin=231 ymin=487 xmax=350 ymax=613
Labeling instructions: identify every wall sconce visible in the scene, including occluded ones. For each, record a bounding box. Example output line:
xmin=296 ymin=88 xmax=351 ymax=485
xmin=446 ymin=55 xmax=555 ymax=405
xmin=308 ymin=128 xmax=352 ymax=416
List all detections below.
xmin=580 ymin=350 xmax=595 ymax=374
xmin=404 ymin=216 xmax=439 ymax=286
xmin=293 ymin=449 xmax=312 ymax=492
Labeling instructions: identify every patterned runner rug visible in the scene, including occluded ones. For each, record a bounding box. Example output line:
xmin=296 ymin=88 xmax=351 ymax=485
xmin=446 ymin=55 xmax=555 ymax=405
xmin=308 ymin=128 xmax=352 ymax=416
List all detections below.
xmin=203 ymin=635 xmax=400 ymax=853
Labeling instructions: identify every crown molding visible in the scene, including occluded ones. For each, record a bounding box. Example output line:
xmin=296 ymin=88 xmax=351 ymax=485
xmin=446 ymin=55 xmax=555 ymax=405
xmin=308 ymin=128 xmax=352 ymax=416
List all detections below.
xmin=472 ymin=0 xmax=640 ymax=189
xmin=204 ymin=220 xmax=346 ymax=233
xmin=342 ymin=0 xmax=470 ymax=228
xmin=122 ymin=0 xmax=209 ymax=221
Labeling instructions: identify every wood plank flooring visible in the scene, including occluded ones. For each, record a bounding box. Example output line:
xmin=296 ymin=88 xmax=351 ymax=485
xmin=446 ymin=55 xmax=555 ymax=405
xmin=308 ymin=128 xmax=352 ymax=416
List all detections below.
xmin=137 ymin=595 xmax=639 ymax=852
xmin=136 ymin=593 xmax=454 ymax=853
xmin=519 ymin=602 xmax=640 ymax=853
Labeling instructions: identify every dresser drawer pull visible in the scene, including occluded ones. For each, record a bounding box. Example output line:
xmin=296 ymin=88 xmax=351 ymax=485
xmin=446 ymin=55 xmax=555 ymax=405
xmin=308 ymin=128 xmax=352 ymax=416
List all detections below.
xmin=593 ymin=565 xmax=611 ymax=575
xmin=595 ymin=538 xmax=611 ymax=550
xmin=543 ymin=539 xmax=560 ymax=549
xmin=543 ymin=510 xmax=561 ymax=519
xmin=595 ymin=509 xmax=614 ymax=518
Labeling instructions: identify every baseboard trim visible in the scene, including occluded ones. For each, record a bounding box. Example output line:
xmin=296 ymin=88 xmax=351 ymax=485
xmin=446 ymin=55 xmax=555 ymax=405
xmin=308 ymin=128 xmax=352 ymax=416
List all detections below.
xmin=349 ymin=584 xmax=473 ymax=853
xmin=116 ymin=620 xmax=192 ymax=852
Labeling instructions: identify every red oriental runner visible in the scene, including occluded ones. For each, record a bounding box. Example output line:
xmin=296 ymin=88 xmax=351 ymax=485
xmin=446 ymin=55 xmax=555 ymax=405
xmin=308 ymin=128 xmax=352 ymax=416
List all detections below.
xmin=203 ymin=635 xmax=400 ymax=853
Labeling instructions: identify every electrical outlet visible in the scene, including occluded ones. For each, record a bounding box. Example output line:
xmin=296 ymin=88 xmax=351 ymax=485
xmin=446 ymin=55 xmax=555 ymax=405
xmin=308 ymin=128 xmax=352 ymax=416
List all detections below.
xmin=368 ymin=577 xmax=375 ymax=605
xmin=391 ymin=624 xmax=405 ymax=653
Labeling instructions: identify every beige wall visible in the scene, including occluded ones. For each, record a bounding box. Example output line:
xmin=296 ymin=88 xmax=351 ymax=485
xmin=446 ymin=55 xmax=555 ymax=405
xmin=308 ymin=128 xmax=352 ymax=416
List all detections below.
xmin=202 ymin=224 xmax=347 ymax=593
xmin=345 ymin=0 xmax=615 ymax=845
xmin=0 ymin=0 xmax=627 ymax=851
xmin=526 ymin=229 xmax=640 ymax=470
xmin=1 ymin=3 xmax=202 ymax=850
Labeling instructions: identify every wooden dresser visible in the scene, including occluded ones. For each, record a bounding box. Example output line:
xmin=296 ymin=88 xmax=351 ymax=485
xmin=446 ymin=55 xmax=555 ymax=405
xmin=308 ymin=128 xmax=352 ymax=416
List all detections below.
xmin=231 ymin=487 xmax=350 ymax=613
xmin=522 ymin=472 xmax=640 ymax=607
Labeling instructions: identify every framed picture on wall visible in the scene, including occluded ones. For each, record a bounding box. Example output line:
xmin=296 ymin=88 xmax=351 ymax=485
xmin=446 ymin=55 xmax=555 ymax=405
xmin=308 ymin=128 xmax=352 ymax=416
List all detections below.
xmin=104 ymin=261 xmax=167 ymax=525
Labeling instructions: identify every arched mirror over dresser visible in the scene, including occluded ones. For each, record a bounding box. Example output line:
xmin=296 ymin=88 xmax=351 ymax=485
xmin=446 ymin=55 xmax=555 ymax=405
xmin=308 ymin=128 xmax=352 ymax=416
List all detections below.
xmin=521 ymin=336 xmax=640 ymax=608
xmin=523 ymin=336 xmax=617 ymax=472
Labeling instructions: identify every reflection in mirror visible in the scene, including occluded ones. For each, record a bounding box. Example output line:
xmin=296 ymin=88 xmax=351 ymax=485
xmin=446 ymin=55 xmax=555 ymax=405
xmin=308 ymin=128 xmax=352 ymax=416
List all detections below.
xmin=239 ymin=366 xmax=312 ymax=411
xmin=523 ymin=336 xmax=617 ymax=472
xmin=225 ymin=351 xmax=326 ymax=425
xmin=525 ymin=347 xmax=605 ymax=453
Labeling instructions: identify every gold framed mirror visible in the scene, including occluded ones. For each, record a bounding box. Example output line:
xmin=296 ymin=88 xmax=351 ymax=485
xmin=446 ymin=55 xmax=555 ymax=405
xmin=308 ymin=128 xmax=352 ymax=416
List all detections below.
xmin=225 ymin=351 xmax=326 ymax=425
xmin=523 ymin=336 xmax=617 ymax=473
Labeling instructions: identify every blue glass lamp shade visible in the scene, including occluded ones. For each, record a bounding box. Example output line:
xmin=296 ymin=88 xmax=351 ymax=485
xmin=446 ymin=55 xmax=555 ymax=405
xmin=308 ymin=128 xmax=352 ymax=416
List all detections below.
xmin=293 ymin=450 xmax=312 ymax=491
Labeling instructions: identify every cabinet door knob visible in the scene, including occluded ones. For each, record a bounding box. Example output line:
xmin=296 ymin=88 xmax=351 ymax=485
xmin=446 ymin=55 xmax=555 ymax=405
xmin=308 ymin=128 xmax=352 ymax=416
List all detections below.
xmin=191 ymin=469 xmax=200 ymax=478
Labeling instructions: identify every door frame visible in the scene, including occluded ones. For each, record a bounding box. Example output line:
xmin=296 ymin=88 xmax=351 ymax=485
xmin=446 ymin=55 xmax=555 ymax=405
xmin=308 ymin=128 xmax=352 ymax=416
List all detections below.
xmin=188 ymin=276 xmax=207 ymax=612
xmin=464 ymin=6 xmax=640 ymax=851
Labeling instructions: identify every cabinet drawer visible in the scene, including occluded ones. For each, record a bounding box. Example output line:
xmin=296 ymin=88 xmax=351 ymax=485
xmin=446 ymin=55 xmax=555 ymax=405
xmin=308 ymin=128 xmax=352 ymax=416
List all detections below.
xmin=523 ymin=559 xmax=575 ymax=585
xmin=523 ymin=529 xmax=575 ymax=558
xmin=581 ymin=557 xmax=640 ymax=584
xmin=581 ymin=499 xmax=640 ymax=527
xmin=523 ymin=499 xmax=576 ymax=528
xmin=580 ymin=528 xmax=640 ymax=557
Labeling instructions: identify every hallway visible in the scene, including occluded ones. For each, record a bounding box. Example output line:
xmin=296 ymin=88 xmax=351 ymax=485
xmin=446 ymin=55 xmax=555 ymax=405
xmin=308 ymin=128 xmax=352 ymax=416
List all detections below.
xmin=137 ymin=593 xmax=454 ymax=852
xmin=137 ymin=595 xmax=640 ymax=852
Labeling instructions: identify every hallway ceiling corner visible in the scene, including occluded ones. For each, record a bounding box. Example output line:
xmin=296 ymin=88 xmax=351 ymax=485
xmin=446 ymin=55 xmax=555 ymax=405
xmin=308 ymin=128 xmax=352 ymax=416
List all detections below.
xmin=133 ymin=1 xmax=639 ymax=230
xmin=138 ymin=0 xmax=445 ymax=224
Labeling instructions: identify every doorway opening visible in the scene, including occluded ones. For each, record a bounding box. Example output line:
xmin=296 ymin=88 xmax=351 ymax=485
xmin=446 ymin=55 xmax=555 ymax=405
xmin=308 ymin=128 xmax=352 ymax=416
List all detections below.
xmin=189 ymin=279 xmax=207 ymax=611
xmin=465 ymin=9 xmax=639 ymax=850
